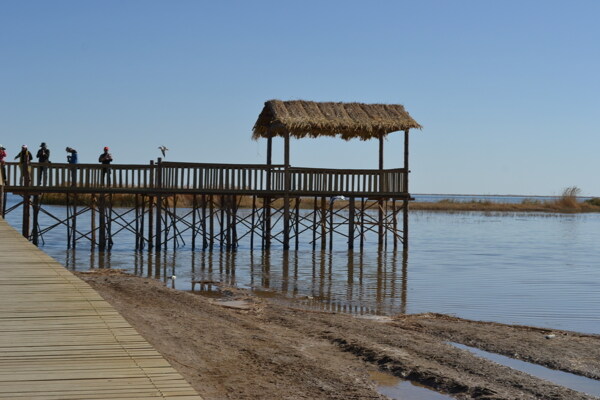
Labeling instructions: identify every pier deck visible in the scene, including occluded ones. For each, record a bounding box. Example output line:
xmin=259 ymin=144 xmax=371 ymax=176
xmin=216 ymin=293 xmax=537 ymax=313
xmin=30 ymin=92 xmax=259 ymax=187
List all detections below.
xmin=0 ymin=218 xmax=202 ymax=399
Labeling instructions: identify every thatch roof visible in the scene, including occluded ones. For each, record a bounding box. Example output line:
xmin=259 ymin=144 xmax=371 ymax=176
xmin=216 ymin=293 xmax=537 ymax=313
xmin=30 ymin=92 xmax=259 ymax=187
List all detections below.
xmin=252 ymin=100 xmax=422 ymax=140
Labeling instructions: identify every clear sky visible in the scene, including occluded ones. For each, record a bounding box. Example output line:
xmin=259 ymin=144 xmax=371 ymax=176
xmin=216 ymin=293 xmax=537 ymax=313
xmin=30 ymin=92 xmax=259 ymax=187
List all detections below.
xmin=1 ymin=0 xmax=598 ymax=196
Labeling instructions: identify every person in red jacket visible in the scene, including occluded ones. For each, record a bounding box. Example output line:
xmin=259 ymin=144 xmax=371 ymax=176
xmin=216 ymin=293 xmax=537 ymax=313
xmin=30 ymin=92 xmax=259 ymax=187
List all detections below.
xmin=0 ymin=145 xmax=6 ymax=184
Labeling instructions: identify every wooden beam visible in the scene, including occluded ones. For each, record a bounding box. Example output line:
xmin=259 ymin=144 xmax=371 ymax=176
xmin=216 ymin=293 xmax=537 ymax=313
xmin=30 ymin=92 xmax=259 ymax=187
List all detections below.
xmin=283 ymin=132 xmax=290 ymax=250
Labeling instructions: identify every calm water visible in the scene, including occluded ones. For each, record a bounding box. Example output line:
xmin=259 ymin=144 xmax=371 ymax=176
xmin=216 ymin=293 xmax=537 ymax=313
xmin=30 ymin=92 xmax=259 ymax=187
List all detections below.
xmin=4 ymin=195 xmax=600 ymax=334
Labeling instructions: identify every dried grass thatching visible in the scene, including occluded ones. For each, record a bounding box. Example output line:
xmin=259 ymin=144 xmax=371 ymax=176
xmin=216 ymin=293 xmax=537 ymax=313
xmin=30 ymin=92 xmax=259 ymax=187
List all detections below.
xmin=252 ymin=100 xmax=422 ymax=140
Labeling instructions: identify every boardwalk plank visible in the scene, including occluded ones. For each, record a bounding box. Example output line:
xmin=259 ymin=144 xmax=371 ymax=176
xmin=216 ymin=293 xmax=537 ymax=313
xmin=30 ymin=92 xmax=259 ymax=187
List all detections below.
xmin=0 ymin=219 xmax=202 ymax=399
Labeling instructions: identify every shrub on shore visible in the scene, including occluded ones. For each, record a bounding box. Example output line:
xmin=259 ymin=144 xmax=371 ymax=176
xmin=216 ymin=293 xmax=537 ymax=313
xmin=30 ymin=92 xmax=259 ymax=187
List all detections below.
xmin=556 ymin=186 xmax=581 ymax=209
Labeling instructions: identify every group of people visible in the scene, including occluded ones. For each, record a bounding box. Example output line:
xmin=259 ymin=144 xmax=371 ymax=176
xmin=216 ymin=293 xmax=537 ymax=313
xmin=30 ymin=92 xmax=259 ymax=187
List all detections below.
xmin=0 ymin=143 xmax=113 ymax=185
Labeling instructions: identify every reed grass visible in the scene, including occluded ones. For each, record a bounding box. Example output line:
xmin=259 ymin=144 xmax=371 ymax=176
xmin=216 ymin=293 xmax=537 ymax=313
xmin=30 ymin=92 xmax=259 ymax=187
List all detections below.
xmin=38 ymin=189 xmax=600 ymax=213
xmin=411 ymin=187 xmax=600 ymax=213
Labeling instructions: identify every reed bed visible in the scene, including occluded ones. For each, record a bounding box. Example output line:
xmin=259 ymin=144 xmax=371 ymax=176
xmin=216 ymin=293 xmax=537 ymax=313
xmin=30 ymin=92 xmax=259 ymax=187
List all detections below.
xmin=38 ymin=189 xmax=600 ymax=213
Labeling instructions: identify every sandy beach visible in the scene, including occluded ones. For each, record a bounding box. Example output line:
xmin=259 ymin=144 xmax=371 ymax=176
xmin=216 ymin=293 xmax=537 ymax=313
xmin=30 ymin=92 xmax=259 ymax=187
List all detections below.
xmin=77 ymin=269 xmax=600 ymax=400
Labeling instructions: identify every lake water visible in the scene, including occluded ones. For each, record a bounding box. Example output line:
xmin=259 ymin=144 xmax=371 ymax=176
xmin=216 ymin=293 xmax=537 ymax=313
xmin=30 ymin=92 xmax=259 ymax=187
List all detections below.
xmin=4 ymin=194 xmax=600 ymax=334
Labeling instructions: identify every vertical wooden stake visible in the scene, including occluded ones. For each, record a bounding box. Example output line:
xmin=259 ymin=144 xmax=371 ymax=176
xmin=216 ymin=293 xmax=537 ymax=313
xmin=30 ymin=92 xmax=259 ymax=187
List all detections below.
xmin=312 ymin=196 xmax=317 ymax=251
xmin=91 ymin=194 xmax=96 ymax=249
xmin=31 ymin=195 xmax=40 ymax=246
xmin=192 ymin=194 xmax=197 ymax=251
xmin=72 ymin=194 xmax=77 ymax=249
xmin=320 ymin=197 xmax=327 ymax=250
xmin=283 ymin=132 xmax=290 ymax=250
xmin=250 ymin=195 xmax=256 ymax=249
xmin=348 ymin=197 xmax=355 ymax=250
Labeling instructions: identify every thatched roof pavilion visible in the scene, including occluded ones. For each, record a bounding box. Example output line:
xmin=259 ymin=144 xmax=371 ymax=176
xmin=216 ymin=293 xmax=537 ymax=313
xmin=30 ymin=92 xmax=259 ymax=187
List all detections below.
xmin=253 ymin=100 xmax=422 ymax=140
xmin=252 ymin=99 xmax=420 ymax=250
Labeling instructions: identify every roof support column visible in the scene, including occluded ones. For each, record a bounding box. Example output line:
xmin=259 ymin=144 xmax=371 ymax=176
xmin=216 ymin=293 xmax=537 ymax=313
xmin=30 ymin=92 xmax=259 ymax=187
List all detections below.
xmin=283 ymin=132 xmax=290 ymax=250
xmin=264 ymin=136 xmax=272 ymax=250
xmin=378 ymin=134 xmax=384 ymax=248
xmin=403 ymin=129 xmax=409 ymax=251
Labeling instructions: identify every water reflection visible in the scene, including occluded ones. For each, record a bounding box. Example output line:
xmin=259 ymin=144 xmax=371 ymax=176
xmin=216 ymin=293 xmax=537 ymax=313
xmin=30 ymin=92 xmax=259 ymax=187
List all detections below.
xmin=63 ymin=247 xmax=410 ymax=316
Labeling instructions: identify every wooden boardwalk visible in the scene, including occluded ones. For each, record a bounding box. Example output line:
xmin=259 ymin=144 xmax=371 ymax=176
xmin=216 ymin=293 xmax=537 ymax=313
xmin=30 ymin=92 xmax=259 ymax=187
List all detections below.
xmin=0 ymin=218 xmax=202 ymax=399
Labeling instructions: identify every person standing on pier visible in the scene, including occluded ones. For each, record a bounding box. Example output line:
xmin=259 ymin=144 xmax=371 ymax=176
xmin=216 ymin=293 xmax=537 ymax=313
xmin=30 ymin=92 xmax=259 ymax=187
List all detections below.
xmin=36 ymin=142 xmax=51 ymax=185
xmin=66 ymin=147 xmax=78 ymax=185
xmin=98 ymin=146 xmax=113 ymax=185
xmin=14 ymin=145 xmax=33 ymax=185
xmin=0 ymin=145 xmax=6 ymax=184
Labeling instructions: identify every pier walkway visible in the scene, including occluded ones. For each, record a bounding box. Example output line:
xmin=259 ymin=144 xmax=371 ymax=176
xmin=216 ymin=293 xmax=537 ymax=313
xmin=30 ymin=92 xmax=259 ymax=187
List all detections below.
xmin=0 ymin=218 xmax=202 ymax=399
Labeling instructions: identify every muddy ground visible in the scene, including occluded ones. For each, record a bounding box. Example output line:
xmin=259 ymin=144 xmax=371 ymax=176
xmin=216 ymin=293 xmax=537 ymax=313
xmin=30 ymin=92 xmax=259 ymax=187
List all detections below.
xmin=77 ymin=270 xmax=600 ymax=400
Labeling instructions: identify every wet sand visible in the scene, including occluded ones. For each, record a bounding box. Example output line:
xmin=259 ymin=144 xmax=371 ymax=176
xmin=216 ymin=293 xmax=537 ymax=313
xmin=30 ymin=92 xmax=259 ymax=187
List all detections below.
xmin=77 ymin=270 xmax=600 ymax=399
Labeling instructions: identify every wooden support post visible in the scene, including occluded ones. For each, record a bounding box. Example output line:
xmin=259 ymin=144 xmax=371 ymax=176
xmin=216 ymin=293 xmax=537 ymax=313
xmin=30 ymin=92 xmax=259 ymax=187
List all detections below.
xmin=31 ymin=195 xmax=40 ymax=246
xmin=404 ymin=129 xmax=409 ymax=194
xmin=72 ymin=193 xmax=77 ymax=249
xmin=225 ymin=195 xmax=231 ymax=250
xmin=192 ymin=194 xmax=197 ymax=251
xmin=392 ymin=199 xmax=398 ymax=250
xmin=283 ymin=132 xmax=290 ymax=250
xmin=155 ymin=158 xmax=163 ymax=252
xmin=98 ymin=194 xmax=106 ymax=251
xmin=329 ymin=197 xmax=334 ymax=251
xmin=66 ymin=194 xmax=71 ymax=248
xmin=22 ymin=193 xmax=30 ymax=239
xmin=312 ymin=196 xmax=318 ymax=251
xmin=209 ymin=195 xmax=214 ymax=250
xmin=148 ymin=160 xmax=155 ymax=252
xmin=91 ymin=194 xmax=96 ymax=249
xmin=403 ymin=129 xmax=410 ymax=250
xmin=264 ymin=198 xmax=271 ymax=250
xmin=202 ymin=194 xmax=208 ymax=249
xmin=294 ymin=197 xmax=300 ymax=251
xmin=320 ymin=197 xmax=327 ymax=250
xmin=360 ymin=198 xmax=365 ymax=250
xmin=1 ymin=191 xmax=5 ymax=219
xmin=219 ymin=195 xmax=225 ymax=250
xmin=348 ymin=197 xmax=355 ymax=250
xmin=148 ymin=195 xmax=154 ymax=251
xmin=107 ymin=194 xmax=113 ymax=250
xmin=403 ymin=199 xmax=409 ymax=251
xmin=139 ymin=195 xmax=146 ymax=250
xmin=172 ymin=195 xmax=177 ymax=250
xmin=378 ymin=134 xmax=384 ymax=248
xmin=135 ymin=194 xmax=140 ymax=250
xmin=232 ymin=195 xmax=238 ymax=250
xmin=250 ymin=195 xmax=256 ymax=249
xmin=264 ymin=136 xmax=273 ymax=250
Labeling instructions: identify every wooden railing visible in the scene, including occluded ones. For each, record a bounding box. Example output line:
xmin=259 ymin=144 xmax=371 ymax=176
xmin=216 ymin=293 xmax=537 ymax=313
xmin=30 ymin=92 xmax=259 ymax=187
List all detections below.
xmin=3 ymin=161 xmax=408 ymax=197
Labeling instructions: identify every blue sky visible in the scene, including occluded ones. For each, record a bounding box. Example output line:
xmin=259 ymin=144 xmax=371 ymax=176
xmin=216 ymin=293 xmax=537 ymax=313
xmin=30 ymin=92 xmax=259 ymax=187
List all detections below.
xmin=1 ymin=0 xmax=598 ymax=196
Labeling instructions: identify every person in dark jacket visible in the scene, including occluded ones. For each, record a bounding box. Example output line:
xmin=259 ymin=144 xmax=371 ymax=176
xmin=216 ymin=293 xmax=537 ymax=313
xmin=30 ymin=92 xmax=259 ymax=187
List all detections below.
xmin=66 ymin=147 xmax=78 ymax=164
xmin=66 ymin=147 xmax=78 ymax=185
xmin=14 ymin=145 xmax=33 ymax=185
xmin=98 ymin=146 xmax=113 ymax=185
xmin=36 ymin=142 xmax=51 ymax=185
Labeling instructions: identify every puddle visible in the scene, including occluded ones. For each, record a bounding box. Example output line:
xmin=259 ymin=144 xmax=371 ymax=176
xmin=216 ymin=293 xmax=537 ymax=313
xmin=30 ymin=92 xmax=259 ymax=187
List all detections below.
xmin=368 ymin=369 xmax=454 ymax=400
xmin=450 ymin=342 xmax=600 ymax=398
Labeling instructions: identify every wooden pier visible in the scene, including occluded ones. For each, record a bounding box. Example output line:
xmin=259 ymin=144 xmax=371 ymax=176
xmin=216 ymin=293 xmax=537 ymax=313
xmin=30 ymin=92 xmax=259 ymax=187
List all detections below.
xmin=1 ymin=100 xmax=421 ymax=252
xmin=0 ymin=218 xmax=202 ymax=399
